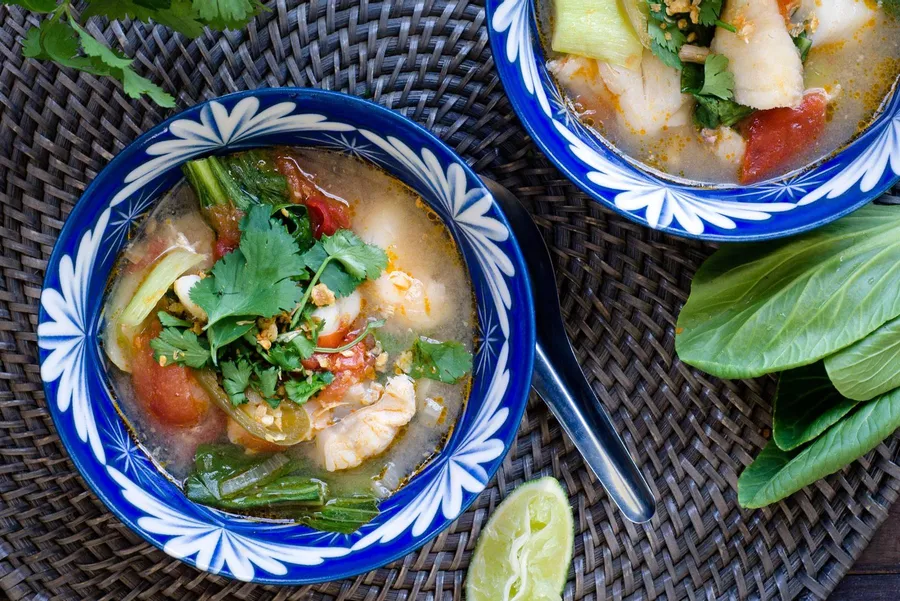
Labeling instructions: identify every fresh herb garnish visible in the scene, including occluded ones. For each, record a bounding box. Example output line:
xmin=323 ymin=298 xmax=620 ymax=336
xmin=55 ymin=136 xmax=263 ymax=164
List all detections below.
xmin=409 ymin=337 xmax=473 ymax=384
xmin=292 ymin=230 xmax=387 ymax=324
xmin=221 ymin=359 xmax=253 ymax=406
xmin=681 ymin=54 xmax=753 ymax=129
xmin=793 ymin=31 xmax=813 ymax=62
xmin=150 ymin=327 xmax=211 ymax=368
xmin=158 ymin=311 xmax=192 ymax=328
xmin=13 ymin=0 xmax=264 ymax=107
xmin=190 ymin=204 xmax=307 ymax=330
xmin=647 ymin=5 xmax=687 ymax=70
xmin=285 ymin=372 xmax=335 ymax=405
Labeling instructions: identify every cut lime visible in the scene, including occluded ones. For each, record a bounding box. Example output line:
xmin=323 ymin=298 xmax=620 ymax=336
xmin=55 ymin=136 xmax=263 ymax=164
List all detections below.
xmin=466 ymin=477 xmax=574 ymax=601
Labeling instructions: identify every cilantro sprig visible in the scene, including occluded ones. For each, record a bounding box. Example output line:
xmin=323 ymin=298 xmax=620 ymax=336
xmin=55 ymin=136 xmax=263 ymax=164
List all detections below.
xmin=409 ymin=337 xmax=473 ymax=384
xmin=9 ymin=0 xmax=265 ymax=107
xmin=681 ymin=53 xmax=754 ymax=129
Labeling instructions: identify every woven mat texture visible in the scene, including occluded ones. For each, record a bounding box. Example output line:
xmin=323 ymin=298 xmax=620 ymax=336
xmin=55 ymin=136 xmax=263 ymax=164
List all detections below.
xmin=2 ymin=1 xmax=900 ymax=600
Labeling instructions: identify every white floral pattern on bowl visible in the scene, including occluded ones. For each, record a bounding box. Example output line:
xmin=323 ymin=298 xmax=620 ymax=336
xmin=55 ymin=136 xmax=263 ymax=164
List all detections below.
xmin=37 ymin=90 xmax=535 ymax=584
xmin=487 ymin=0 xmax=900 ymax=240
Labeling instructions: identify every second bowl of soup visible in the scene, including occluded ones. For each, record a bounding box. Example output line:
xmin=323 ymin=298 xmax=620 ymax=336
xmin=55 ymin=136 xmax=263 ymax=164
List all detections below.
xmin=488 ymin=0 xmax=900 ymax=240
xmin=37 ymin=89 xmax=535 ymax=583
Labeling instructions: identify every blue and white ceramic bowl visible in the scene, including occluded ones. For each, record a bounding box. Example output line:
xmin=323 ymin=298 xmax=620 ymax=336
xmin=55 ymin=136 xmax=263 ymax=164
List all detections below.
xmin=486 ymin=0 xmax=900 ymax=241
xmin=36 ymin=89 xmax=535 ymax=584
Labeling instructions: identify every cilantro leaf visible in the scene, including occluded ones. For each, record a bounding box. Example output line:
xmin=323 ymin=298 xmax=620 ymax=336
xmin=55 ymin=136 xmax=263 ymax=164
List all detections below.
xmin=150 ymin=327 xmax=211 ymax=368
xmin=6 ymin=0 xmax=57 ymax=12
xmin=698 ymin=53 xmax=735 ymax=100
xmin=207 ymin=317 xmax=256 ymax=360
xmin=285 ymin=372 xmax=334 ymax=405
xmin=221 ymin=359 xmax=253 ymax=405
xmin=698 ymin=0 xmax=723 ymax=27
xmin=191 ymin=205 xmax=306 ymax=327
xmin=681 ymin=62 xmax=705 ymax=94
xmin=158 ymin=311 xmax=192 ymax=328
xmin=253 ymin=365 xmax=279 ymax=399
xmin=321 ymin=230 xmax=388 ymax=280
xmin=22 ymin=21 xmax=112 ymax=76
xmin=793 ymin=31 xmax=812 ymax=62
xmin=409 ymin=337 xmax=473 ymax=384
xmin=83 ymin=0 xmax=208 ymax=38
xmin=693 ymin=96 xmax=755 ymax=129
xmin=266 ymin=331 xmax=317 ymax=371
xmin=193 ymin=0 xmax=265 ymax=30
xmin=647 ymin=4 xmax=687 ymax=70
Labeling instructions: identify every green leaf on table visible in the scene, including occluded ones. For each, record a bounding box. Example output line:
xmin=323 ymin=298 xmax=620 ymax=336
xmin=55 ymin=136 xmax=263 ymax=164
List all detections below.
xmin=22 ymin=21 xmax=111 ymax=75
xmin=738 ymin=387 xmax=900 ymax=508
xmin=191 ymin=205 xmax=306 ymax=326
xmin=83 ymin=0 xmax=208 ymax=38
xmin=192 ymin=0 xmax=264 ymax=30
xmin=772 ymin=363 xmax=858 ymax=451
xmin=676 ymin=205 xmax=900 ymax=379
xmin=221 ymin=359 xmax=253 ymax=405
xmin=285 ymin=372 xmax=334 ymax=405
xmin=409 ymin=337 xmax=473 ymax=384
xmin=825 ymin=314 xmax=900 ymax=401
xmin=149 ymin=327 xmax=211 ymax=368
xmin=6 ymin=0 xmax=58 ymax=12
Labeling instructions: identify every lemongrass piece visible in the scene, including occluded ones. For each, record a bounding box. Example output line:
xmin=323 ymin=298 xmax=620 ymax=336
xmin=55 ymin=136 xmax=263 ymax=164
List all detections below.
xmin=679 ymin=44 xmax=710 ymax=64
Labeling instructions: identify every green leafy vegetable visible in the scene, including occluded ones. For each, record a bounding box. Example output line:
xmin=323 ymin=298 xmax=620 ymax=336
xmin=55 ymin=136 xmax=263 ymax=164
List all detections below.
xmin=676 ymin=205 xmax=900 ymax=379
xmin=297 ymin=496 xmax=380 ymax=534
xmin=647 ymin=8 xmax=686 ymax=69
xmin=772 ymin=363 xmax=858 ymax=452
xmin=697 ymin=0 xmax=723 ymax=27
xmin=13 ymin=0 xmax=260 ymax=106
xmin=825 ymin=314 xmax=900 ymax=401
xmin=206 ymin=317 xmax=256 ymax=361
xmin=738 ymin=387 xmax=900 ymax=508
xmin=285 ymin=372 xmax=335 ymax=405
xmin=158 ymin=311 xmax=192 ymax=328
xmin=550 ymin=0 xmax=644 ymax=68
xmin=292 ymin=230 xmax=387 ymax=323
xmin=698 ymin=53 xmax=734 ymax=100
xmin=692 ymin=96 xmax=754 ymax=129
xmin=190 ymin=205 xmax=306 ymax=328
xmin=409 ymin=337 xmax=473 ymax=384
xmin=150 ymin=327 xmax=211 ymax=368
xmin=221 ymin=359 xmax=253 ymax=405
xmin=193 ymin=0 xmax=264 ymax=30
xmin=182 ymin=152 xmax=288 ymax=212
xmin=793 ymin=31 xmax=812 ymax=62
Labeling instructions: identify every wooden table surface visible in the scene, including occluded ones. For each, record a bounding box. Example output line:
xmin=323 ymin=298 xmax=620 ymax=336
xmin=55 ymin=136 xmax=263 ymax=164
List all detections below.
xmin=831 ymin=501 xmax=900 ymax=599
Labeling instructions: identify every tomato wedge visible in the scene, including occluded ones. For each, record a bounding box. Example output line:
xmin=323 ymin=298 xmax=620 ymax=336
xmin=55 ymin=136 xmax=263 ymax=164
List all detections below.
xmin=131 ymin=321 xmax=213 ymax=427
xmin=740 ymin=91 xmax=828 ymax=184
xmin=205 ymin=203 xmax=243 ymax=260
xmin=274 ymin=153 xmax=350 ymax=238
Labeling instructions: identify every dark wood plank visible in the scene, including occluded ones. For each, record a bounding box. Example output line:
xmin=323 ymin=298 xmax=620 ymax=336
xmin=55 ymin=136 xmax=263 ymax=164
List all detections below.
xmin=851 ymin=502 xmax=900 ymax=574
xmin=830 ymin=575 xmax=900 ymax=600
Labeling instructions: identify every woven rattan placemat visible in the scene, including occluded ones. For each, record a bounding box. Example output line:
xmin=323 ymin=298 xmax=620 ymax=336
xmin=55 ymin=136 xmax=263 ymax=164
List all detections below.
xmin=2 ymin=1 xmax=900 ymax=599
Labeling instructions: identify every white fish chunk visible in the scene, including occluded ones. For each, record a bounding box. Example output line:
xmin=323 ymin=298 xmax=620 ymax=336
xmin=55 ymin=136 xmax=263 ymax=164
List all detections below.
xmin=311 ymin=290 xmax=361 ymax=338
xmin=598 ymin=49 xmax=693 ymax=136
xmin=365 ymin=270 xmax=448 ymax=329
xmin=701 ymin=127 xmax=747 ymax=167
xmin=711 ymin=0 xmax=804 ymax=110
xmin=796 ymin=0 xmax=874 ymax=47
xmin=316 ymin=375 xmax=416 ymax=471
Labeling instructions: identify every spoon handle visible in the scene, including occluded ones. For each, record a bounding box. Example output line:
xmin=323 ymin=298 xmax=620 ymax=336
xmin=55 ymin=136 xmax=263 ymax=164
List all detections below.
xmin=532 ymin=338 xmax=656 ymax=523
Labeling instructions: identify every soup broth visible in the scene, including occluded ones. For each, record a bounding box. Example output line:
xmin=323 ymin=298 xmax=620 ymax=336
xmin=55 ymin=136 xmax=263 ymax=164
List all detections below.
xmin=103 ymin=148 xmax=476 ymax=528
xmin=541 ymin=0 xmax=900 ymax=183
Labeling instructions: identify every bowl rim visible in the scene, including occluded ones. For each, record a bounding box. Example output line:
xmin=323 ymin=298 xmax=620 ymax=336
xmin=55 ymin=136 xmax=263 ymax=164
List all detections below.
xmin=36 ymin=87 xmax=536 ymax=584
xmin=484 ymin=0 xmax=900 ymax=242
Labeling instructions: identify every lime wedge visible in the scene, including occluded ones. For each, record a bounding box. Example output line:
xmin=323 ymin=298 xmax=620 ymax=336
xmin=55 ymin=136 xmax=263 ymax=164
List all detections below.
xmin=466 ymin=477 xmax=574 ymax=601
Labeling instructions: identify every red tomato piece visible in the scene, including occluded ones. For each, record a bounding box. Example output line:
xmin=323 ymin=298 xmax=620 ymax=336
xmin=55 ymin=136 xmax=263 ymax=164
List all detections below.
xmin=205 ymin=203 xmax=243 ymax=260
xmin=131 ymin=322 xmax=213 ymax=427
xmin=740 ymin=91 xmax=827 ymax=184
xmin=316 ymin=324 xmax=351 ymax=350
xmin=301 ymin=337 xmax=372 ymax=373
xmin=126 ymin=236 xmax=170 ymax=274
xmin=274 ymin=154 xmax=320 ymax=203
xmin=304 ymin=195 xmax=351 ymax=238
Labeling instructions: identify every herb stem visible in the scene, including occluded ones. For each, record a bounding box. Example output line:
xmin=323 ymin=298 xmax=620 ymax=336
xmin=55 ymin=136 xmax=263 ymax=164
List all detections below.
xmin=314 ymin=320 xmax=385 ymax=354
xmin=715 ymin=19 xmax=737 ymax=33
xmin=290 ymin=257 xmax=333 ymax=326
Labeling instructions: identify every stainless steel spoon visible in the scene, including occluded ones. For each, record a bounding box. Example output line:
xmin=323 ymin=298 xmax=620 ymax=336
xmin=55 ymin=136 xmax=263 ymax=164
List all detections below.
xmin=481 ymin=176 xmax=656 ymax=523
